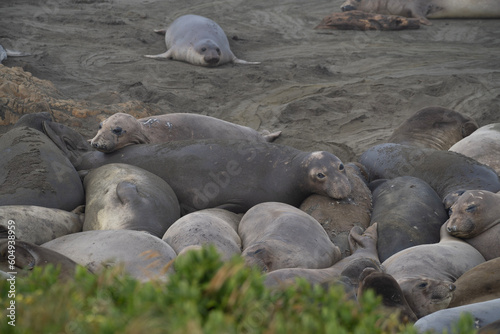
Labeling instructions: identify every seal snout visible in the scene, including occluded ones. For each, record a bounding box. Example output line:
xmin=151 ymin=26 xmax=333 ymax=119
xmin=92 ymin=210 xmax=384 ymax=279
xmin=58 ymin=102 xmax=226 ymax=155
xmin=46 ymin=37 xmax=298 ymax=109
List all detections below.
xmin=204 ymin=55 xmax=220 ymax=65
xmin=341 ymin=4 xmax=356 ymax=12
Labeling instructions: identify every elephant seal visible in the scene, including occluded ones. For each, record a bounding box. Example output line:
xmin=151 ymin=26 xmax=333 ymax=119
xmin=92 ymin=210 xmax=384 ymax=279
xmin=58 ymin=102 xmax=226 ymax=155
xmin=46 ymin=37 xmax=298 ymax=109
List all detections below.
xmin=357 ymin=268 xmax=417 ymax=323
xmin=263 ymin=224 xmax=381 ymax=288
xmin=299 ymin=163 xmax=372 ymax=258
xmin=162 ymin=208 xmax=242 ymax=261
xmin=0 ymin=205 xmax=83 ymax=245
xmin=239 ymin=202 xmax=342 ymax=272
xmin=449 ymin=123 xmax=500 ymax=176
xmin=358 ymin=143 xmax=500 ymax=207
xmin=382 ymin=224 xmax=485 ymax=318
xmin=145 ymin=14 xmax=260 ymax=67
xmin=67 ymin=139 xmax=352 ymax=214
xmin=414 ymin=298 xmax=500 ymax=333
xmin=83 ymin=163 xmax=180 ymax=238
xmin=12 ymin=112 xmax=53 ymax=133
xmin=0 ymin=126 xmax=85 ymax=211
xmin=0 ymin=44 xmax=30 ymax=63
xmin=370 ymin=176 xmax=447 ymax=262
xmin=446 ymin=190 xmax=500 ymax=260
xmin=90 ymin=112 xmax=281 ymax=153
xmin=388 ymin=107 xmax=478 ymax=150
xmin=42 ymin=230 xmax=177 ymax=282
xmin=448 ymin=258 xmax=500 ymax=308
xmin=0 ymin=240 xmax=81 ymax=280
xmin=340 ymin=0 xmax=500 ymax=25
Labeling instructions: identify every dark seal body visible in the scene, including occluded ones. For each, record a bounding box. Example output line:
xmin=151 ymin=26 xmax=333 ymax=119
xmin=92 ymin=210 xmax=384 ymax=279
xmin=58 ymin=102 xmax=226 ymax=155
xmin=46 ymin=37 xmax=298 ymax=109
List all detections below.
xmin=74 ymin=140 xmax=351 ymax=214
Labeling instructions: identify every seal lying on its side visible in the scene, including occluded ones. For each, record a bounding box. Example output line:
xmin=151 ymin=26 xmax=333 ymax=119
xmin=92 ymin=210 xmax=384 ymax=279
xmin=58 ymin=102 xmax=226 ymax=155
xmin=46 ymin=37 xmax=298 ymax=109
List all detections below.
xmin=145 ymin=14 xmax=260 ymax=67
xmin=90 ymin=112 xmax=281 ymax=153
xmin=68 ymin=139 xmax=352 ymax=214
xmin=340 ymin=0 xmax=500 ymax=25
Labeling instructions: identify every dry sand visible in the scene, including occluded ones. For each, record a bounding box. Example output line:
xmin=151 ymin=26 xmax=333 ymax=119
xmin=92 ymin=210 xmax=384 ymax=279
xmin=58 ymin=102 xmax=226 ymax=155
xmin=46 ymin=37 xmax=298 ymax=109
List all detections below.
xmin=1 ymin=0 xmax=499 ymax=162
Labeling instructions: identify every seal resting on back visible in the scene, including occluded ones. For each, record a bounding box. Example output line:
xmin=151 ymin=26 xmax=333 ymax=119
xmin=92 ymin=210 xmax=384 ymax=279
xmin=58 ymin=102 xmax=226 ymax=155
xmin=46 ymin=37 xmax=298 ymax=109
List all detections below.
xmin=340 ymin=0 xmax=500 ymax=25
xmin=68 ymin=139 xmax=352 ymax=214
xmin=145 ymin=14 xmax=260 ymax=67
xmin=90 ymin=112 xmax=281 ymax=153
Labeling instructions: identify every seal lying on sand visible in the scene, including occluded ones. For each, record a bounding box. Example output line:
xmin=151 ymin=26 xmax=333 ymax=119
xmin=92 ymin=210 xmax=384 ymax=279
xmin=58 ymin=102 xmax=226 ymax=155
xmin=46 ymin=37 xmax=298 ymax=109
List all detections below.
xmin=90 ymin=112 xmax=281 ymax=153
xmin=145 ymin=14 xmax=260 ymax=67
xmin=340 ymin=0 xmax=500 ymax=25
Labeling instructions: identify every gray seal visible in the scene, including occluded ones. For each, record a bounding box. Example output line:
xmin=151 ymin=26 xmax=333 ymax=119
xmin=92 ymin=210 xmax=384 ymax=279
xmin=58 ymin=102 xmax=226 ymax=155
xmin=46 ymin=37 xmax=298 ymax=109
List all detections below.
xmin=145 ymin=14 xmax=260 ymax=66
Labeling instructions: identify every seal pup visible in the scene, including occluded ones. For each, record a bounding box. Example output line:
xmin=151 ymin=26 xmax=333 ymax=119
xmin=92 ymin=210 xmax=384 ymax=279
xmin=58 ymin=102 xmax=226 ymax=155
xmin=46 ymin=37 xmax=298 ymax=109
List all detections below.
xmin=0 ymin=44 xmax=30 ymax=63
xmin=0 ymin=205 xmax=84 ymax=245
xmin=388 ymin=107 xmax=478 ymax=150
xmin=42 ymin=230 xmax=177 ymax=282
xmin=83 ymin=163 xmax=180 ymax=238
xmin=382 ymin=224 xmax=485 ymax=318
xmin=449 ymin=123 xmax=500 ymax=176
xmin=162 ymin=208 xmax=242 ymax=261
xmin=145 ymin=14 xmax=260 ymax=67
xmin=0 ymin=240 xmax=81 ymax=280
xmin=90 ymin=112 xmax=281 ymax=153
xmin=340 ymin=0 xmax=500 ymax=25
xmin=239 ymin=202 xmax=342 ymax=272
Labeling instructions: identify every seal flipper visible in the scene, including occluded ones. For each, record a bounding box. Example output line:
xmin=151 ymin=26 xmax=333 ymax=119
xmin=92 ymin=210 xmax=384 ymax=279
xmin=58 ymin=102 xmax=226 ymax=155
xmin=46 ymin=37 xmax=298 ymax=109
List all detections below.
xmin=116 ymin=181 xmax=140 ymax=204
xmin=232 ymin=57 xmax=261 ymax=65
xmin=144 ymin=49 xmax=173 ymax=59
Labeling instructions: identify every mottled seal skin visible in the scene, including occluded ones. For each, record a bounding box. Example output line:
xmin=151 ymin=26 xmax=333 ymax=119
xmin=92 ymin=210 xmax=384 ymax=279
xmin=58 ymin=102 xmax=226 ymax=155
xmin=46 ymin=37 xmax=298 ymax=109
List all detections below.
xmin=340 ymin=0 xmax=500 ymax=25
xmin=388 ymin=107 xmax=478 ymax=150
xmin=358 ymin=143 xmax=500 ymax=207
xmin=42 ymin=230 xmax=177 ymax=282
xmin=449 ymin=258 xmax=500 ymax=308
xmin=0 ymin=205 xmax=84 ymax=245
xmin=68 ymin=140 xmax=352 ymax=214
xmin=0 ymin=126 xmax=85 ymax=211
xmin=83 ymin=163 xmax=180 ymax=238
xmin=263 ymin=223 xmax=381 ymax=288
xmin=446 ymin=190 xmax=500 ymax=238
xmin=239 ymin=202 xmax=342 ymax=272
xmin=446 ymin=189 xmax=500 ymax=260
xmin=0 ymin=240 xmax=80 ymax=280
xmin=382 ymin=224 xmax=485 ymax=318
xmin=162 ymin=208 xmax=242 ymax=261
xmin=370 ymin=176 xmax=447 ymax=262
xmin=414 ymin=298 xmax=500 ymax=334
xmin=450 ymin=123 xmax=500 ymax=176
xmin=299 ymin=163 xmax=372 ymax=258
xmin=90 ymin=112 xmax=281 ymax=153
xmin=145 ymin=14 xmax=260 ymax=67
xmin=357 ymin=268 xmax=418 ymax=323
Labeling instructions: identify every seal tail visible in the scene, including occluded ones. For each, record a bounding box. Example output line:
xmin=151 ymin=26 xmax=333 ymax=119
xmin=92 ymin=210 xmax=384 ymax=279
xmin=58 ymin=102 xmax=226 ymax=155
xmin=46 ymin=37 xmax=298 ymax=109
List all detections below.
xmin=232 ymin=57 xmax=261 ymax=65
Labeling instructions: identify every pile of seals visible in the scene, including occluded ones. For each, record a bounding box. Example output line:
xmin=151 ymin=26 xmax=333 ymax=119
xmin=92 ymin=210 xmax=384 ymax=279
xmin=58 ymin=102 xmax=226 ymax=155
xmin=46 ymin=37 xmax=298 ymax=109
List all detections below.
xmin=1 ymin=106 xmax=500 ymax=331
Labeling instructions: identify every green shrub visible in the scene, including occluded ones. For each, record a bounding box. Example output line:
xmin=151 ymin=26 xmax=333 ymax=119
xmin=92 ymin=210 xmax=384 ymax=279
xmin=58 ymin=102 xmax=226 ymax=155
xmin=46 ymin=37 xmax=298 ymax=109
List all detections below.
xmin=0 ymin=246 xmax=477 ymax=334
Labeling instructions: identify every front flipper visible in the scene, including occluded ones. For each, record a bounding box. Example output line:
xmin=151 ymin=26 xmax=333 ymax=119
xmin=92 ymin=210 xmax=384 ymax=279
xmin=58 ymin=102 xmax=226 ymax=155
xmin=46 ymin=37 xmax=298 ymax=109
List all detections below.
xmin=144 ymin=50 xmax=173 ymax=59
xmin=232 ymin=57 xmax=261 ymax=65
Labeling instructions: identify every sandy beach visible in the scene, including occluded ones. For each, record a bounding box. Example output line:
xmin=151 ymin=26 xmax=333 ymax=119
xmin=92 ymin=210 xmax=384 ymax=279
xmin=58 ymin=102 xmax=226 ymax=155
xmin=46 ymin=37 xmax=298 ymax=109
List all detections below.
xmin=1 ymin=0 xmax=499 ymax=162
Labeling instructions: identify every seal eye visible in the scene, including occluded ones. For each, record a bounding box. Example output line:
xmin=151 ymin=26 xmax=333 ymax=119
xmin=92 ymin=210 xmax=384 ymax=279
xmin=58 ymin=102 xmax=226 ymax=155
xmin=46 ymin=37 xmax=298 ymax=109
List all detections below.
xmin=201 ymin=47 xmax=207 ymax=52
xmin=98 ymin=122 xmax=103 ymax=130
xmin=338 ymin=163 xmax=345 ymax=171
xmin=465 ymin=205 xmax=476 ymax=213
xmin=317 ymin=172 xmax=326 ymax=179
xmin=112 ymin=127 xmax=123 ymax=136
xmin=417 ymin=282 xmax=428 ymax=289
xmin=216 ymin=48 xmax=221 ymax=55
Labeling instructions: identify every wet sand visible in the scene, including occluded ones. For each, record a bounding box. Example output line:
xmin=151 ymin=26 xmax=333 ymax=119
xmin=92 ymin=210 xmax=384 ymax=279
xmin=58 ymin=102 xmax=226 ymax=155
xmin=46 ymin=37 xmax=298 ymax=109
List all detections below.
xmin=1 ymin=0 xmax=499 ymax=161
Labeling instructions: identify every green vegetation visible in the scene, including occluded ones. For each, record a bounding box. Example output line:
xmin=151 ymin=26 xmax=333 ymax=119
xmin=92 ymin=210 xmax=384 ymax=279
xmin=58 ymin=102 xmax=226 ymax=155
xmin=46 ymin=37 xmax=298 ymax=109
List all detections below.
xmin=0 ymin=246 xmax=477 ymax=334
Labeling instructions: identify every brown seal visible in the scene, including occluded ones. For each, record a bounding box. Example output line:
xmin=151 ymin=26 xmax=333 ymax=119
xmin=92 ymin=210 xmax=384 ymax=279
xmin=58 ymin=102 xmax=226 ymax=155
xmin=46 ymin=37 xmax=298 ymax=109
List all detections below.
xmin=315 ymin=10 xmax=421 ymax=30
xmin=145 ymin=14 xmax=259 ymax=67
xmin=90 ymin=112 xmax=281 ymax=153
xmin=388 ymin=107 xmax=478 ymax=150
xmin=340 ymin=0 xmax=500 ymax=25
xmin=448 ymin=258 xmax=500 ymax=308
xmin=382 ymin=224 xmax=485 ymax=318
